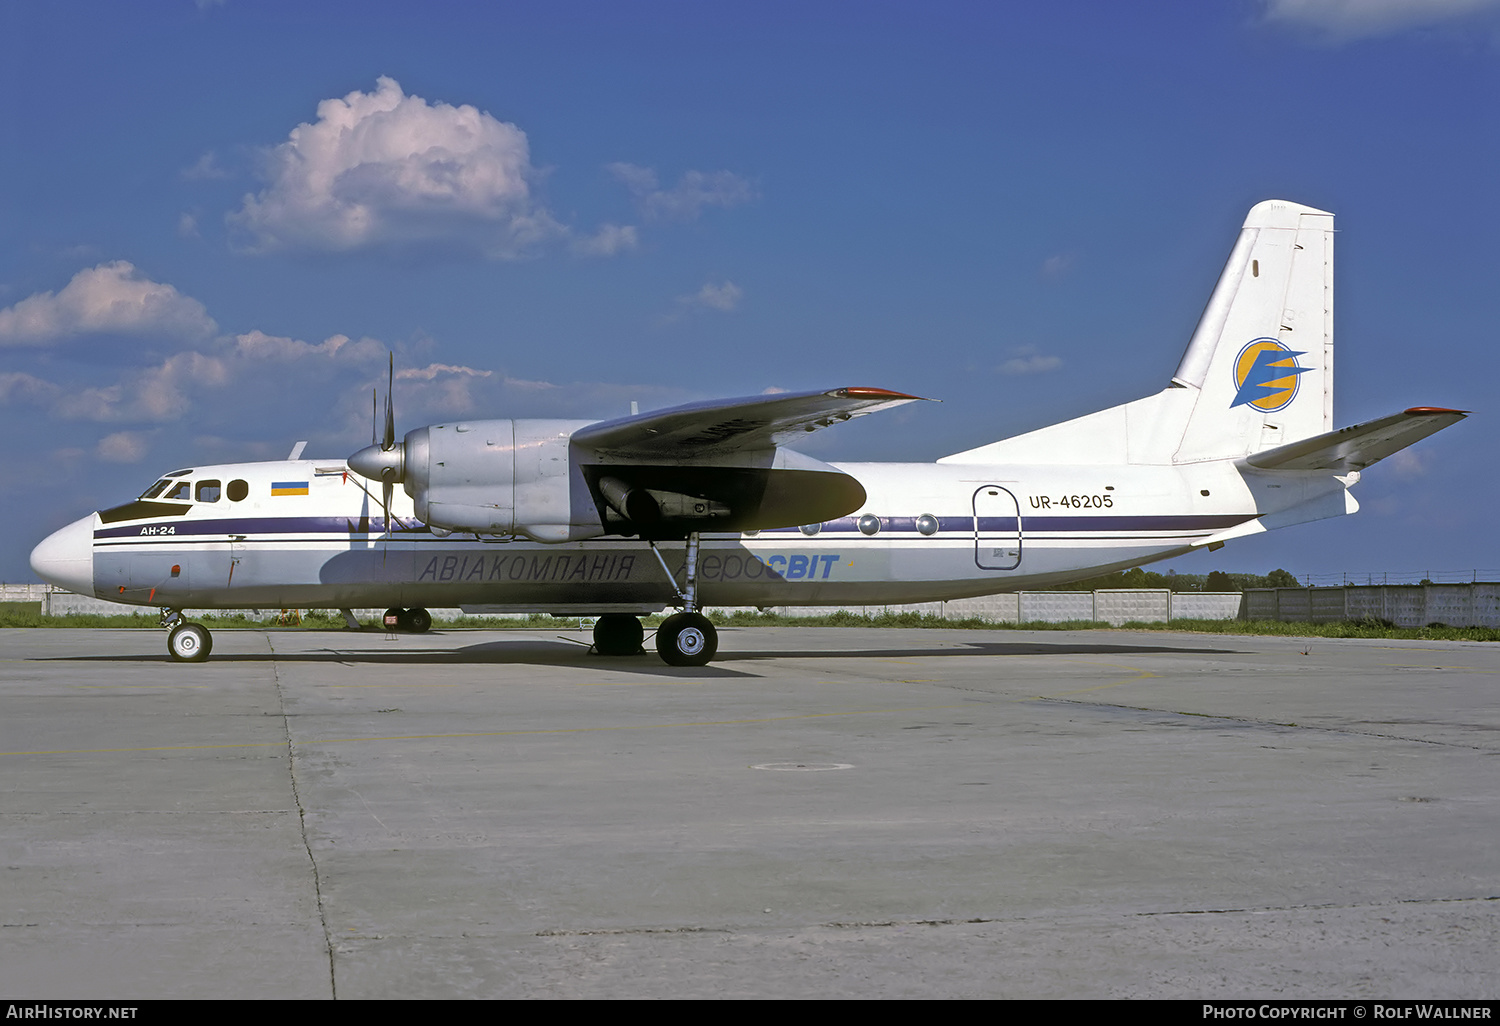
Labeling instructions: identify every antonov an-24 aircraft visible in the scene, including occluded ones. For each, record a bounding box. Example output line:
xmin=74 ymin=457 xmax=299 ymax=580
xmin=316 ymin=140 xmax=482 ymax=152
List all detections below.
xmin=30 ymin=200 xmax=1466 ymax=666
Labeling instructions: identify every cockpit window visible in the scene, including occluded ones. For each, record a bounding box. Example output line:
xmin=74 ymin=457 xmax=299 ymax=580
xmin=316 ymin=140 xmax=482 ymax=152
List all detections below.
xmin=163 ymin=481 xmax=191 ymax=501
xmin=196 ymin=480 xmax=221 ymax=503
xmin=139 ymin=479 xmax=171 ymax=500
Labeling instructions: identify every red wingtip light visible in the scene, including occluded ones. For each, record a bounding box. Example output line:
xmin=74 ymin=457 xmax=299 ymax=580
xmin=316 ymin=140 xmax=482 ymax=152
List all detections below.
xmin=832 ymin=387 xmax=927 ymax=400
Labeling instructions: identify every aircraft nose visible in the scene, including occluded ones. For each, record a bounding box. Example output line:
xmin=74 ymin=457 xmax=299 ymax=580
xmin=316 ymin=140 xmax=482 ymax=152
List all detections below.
xmin=30 ymin=515 xmax=96 ymax=595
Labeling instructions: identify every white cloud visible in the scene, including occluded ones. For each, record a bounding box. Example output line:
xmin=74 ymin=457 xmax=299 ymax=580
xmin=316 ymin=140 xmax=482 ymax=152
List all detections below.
xmin=229 ymin=76 xmax=561 ymax=257
xmin=177 ymin=212 xmax=200 ymax=238
xmin=181 ymin=151 xmax=229 ymax=181
xmin=0 ymin=372 xmax=60 ymax=404
xmin=0 ymin=262 xmax=217 ymax=345
xmin=608 ymin=163 xmax=756 ymax=221
xmin=395 ymin=362 xmax=494 ymax=381
xmin=680 ymin=280 xmax=743 ymax=312
xmin=1386 ymin=447 xmax=1428 ymax=478
xmin=231 ymin=330 xmax=384 ymax=364
xmin=96 ymin=431 xmax=153 ymax=464
xmin=997 ymin=346 xmax=1062 ymax=376
xmin=1263 ymin=0 xmax=1500 ymax=39
xmin=1040 ymin=254 xmax=1074 ymax=278
xmin=56 ymin=351 xmax=230 ymax=424
xmin=572 ymin=223 xmax=639 ymax=257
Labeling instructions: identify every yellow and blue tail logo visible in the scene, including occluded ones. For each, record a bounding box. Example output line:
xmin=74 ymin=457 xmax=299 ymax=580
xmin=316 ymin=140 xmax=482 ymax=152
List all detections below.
xmin=1231 ymin=338 xmax=1309 ymax=412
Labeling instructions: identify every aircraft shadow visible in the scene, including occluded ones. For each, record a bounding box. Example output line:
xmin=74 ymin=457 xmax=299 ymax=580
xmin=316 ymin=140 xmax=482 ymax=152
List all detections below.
xmin=33 ymin=632 xmax=1243 ymax=677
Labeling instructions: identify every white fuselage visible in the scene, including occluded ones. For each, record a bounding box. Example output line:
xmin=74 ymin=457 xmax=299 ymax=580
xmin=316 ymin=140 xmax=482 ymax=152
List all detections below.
xmin=34 ymin=453 xmax=1344 ymax=614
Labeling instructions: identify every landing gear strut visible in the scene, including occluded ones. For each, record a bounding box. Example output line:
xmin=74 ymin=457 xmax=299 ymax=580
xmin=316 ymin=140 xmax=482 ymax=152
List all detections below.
xmin=649 ymin=532 xmax=718 ymax=667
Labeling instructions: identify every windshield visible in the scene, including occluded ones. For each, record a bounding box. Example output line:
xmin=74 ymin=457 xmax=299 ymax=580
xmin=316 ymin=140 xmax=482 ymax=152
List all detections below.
xmin=139 ymin=479 xmax=171 ymax=500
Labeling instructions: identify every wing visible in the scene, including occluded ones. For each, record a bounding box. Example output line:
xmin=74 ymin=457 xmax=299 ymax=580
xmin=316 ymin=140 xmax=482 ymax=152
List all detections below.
xmin=572 ymin=387 xmax=928 ymax=459
xmin=1242 ymin=407 xmax=1467 ymax=472
xmin=572 ymin=387 xmax=929 ymax=536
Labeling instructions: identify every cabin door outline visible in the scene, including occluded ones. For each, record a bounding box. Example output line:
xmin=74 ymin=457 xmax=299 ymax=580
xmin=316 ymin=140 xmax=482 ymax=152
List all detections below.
xmin=973 ymin=485 xmax=1022 ymax=571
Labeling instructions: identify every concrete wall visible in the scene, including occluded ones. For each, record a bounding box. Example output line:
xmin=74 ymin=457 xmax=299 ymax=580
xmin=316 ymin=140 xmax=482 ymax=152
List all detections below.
xmin=13 ymin=583 xmax=1241 ymax=627
xmin=0 ymin=583 xmax=51 ymax=603
xmin=1243 ymin=584 xmax=1500 ymax=628
xmin=766 ymin=590 xmax=1240 ymax=626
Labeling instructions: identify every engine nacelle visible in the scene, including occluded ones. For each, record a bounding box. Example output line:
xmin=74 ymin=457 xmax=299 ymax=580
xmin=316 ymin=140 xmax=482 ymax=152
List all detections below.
xmin=350 ymin=417 xmax=870 ymax=543
xmin=402 ymin=419 xmax=603 ymax=542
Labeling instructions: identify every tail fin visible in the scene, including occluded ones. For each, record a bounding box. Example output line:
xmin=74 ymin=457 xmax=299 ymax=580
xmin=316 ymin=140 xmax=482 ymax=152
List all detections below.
xmin=939 ymin=199 xmax=1334 ymax=466
xmin=1171 ymin=199 xmax=1333 ymax=463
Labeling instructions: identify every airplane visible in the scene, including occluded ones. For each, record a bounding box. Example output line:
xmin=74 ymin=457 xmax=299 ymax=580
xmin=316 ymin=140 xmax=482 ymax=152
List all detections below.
xmin=29 ymin=199 xmax=1466 ymax=666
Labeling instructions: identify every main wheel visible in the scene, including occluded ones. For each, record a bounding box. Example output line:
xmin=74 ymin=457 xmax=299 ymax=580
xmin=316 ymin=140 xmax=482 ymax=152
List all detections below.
xmin=593 ymin=613 xmax=644 ymax=656
xmin=655 ymin=612 xmax=717 ymax=667
xmin=167 ymin=622 xmax=212 ymax=662
xmin=404 ymin=607 xmax=432 ymax=633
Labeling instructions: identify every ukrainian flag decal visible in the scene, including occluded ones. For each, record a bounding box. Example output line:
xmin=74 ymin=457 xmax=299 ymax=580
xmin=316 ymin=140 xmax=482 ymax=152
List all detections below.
xmin=1231 ymin=338 xmax=1309 ymax=412
xmin=271 ymin=481 xmax=309 ymax=496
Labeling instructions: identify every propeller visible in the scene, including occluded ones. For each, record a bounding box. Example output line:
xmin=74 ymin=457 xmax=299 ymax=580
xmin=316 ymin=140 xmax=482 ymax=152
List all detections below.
xmin=348 ymin=353 xmax=406 ymax=541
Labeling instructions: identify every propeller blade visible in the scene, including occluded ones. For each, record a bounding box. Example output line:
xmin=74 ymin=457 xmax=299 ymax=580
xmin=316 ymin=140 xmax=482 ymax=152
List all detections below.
xmin=380 ymin=470 xmax=395 ymax=565
xmin=382 ymin=353 xmax=396 ymax=451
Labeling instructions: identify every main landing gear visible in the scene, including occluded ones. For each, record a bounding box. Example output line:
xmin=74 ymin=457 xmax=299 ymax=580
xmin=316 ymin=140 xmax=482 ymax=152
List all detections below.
xmin=163 ymin=609 xmax=212 ymax=662
xmin=382 ymin=607 xmax=432 ymax=633
xmin=590 ymin=533 xmax=720 ymax=666
xmin=648 ymin=532 xmax=718 ymax=667
xmin=655 ymin=611 xmax=717 ymax=667
xmin=592 ymin=613 xmax=645 ymax=656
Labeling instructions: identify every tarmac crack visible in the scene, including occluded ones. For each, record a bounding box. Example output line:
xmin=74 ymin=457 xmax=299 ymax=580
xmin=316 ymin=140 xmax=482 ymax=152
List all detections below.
xmin=1040 ymin=697 xmax=1495 ymax=750
xmin=532 ymin=894 xmax=1500 ymax=939
xmin=267 ymin=632 xmax=338 ymax=1000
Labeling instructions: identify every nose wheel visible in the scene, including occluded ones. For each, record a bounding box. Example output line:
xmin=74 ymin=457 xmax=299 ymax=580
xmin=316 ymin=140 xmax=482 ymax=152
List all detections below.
xmin=167 ymin=621 xmax=213 ymax=662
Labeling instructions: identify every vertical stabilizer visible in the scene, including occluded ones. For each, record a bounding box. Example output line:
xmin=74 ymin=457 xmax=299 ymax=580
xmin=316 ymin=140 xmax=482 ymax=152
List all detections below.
xmin=1172 ymin=199 xmax=1334 ymax=463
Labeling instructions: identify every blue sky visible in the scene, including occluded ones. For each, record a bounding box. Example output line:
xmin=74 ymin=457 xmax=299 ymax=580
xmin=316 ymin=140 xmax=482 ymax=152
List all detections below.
xmin=3 ymin=0 xmax=1497 ymax=584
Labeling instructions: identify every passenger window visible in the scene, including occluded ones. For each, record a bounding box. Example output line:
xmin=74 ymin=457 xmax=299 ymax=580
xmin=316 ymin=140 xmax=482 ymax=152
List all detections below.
xmin=227 ymin=479 xmax=249 ymax=502
xmin=163 ymin=482 xmax=191 ymax=501
xmin=196 ymin=480 xmax=221 ymax=503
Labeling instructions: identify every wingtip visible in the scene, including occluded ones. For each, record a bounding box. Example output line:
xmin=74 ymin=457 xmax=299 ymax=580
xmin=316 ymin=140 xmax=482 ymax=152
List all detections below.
xmin=1404 ymin=407 xmax=1469 ymax=416
xmin=830 ymin=387 xmax=932 ymax=401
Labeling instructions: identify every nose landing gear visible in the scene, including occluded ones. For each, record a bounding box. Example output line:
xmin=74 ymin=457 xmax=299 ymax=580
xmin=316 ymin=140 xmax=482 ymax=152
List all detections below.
xmin=162 ymin=609 xmax=213 ymax=662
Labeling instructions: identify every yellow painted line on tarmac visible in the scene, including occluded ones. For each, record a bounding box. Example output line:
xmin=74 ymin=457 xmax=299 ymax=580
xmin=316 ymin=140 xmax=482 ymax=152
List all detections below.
xmin=0 ymin=703 xmax=968 ymax=757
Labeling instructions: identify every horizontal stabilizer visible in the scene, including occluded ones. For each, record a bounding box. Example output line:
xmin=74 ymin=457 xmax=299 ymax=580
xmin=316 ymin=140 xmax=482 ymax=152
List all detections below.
xmin=573 ymin=387 xmax=928 ymax=459
xmin=1241 ymin=407 xmax=1467 ymax=472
